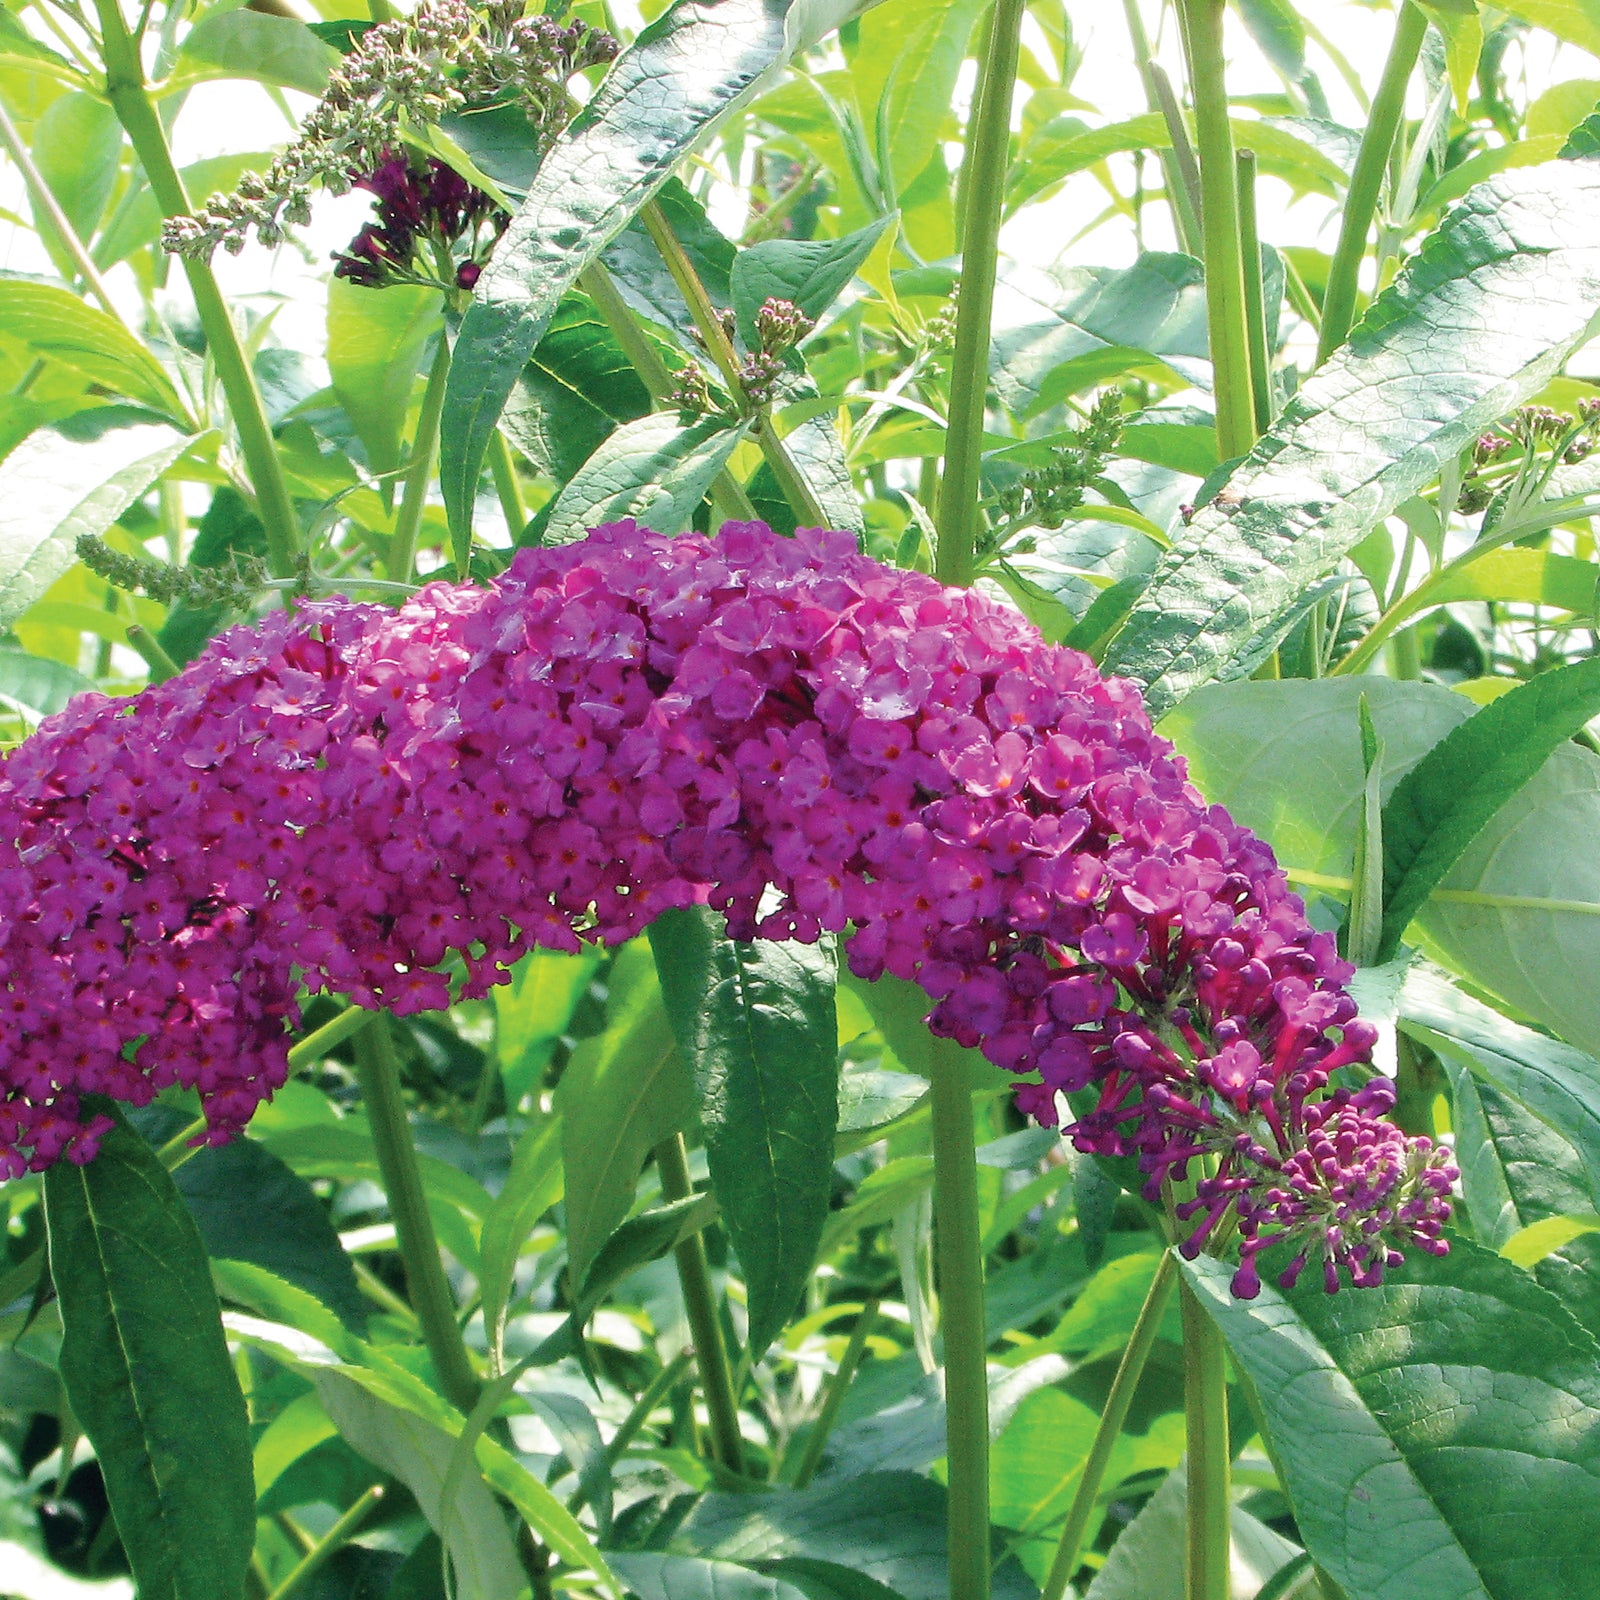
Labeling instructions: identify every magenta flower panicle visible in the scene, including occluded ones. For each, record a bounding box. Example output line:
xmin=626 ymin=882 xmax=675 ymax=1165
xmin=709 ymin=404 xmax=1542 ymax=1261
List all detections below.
xmin=0 ymin=520 xmax=1454 ymax=1295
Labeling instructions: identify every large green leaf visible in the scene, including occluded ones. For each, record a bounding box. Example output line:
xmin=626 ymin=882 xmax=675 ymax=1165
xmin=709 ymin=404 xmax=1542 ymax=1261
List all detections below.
xmin=649 ymin=908 xmax=839 ymax=1358
xmin=0 ymin=283 xmax=185 ymax=419
xmin=478 ymin=1114 xmax=562 ymax=1364
xmin=1499 ymin=0 xmax=1600 ymax=56
xmin=610 ymin=1553 xmax=811 ymax=1600
xmin=29 ymin=91 xmax=121 ymax=248
xmin=555 ymin=941 xmax=696 ymax=1282
xmin=327 ymin=281 xmax=442 ymax=476
xmin=541 ymin=413 xmax=752 ymax=546
xmin=0 ymin=422 xmax=192 ymax=629
xmin=315 ymin=1369 xmax=524 ymax=1600
xmin=43 ymin=1108 xmax=254 ymax=1600
xmin=492 ymin=944 xmax=601 ymax=1108
xmin=1105 ymin=159 xmax=1600 ymax=715
xmin=730 ymin=217 xmax=892 ymax=342
xmin=1158 ymin=677 xmax=1600 ymax=1060
xmin=441 ymin=0 xmax=859 ymax=552
xmin=1379 ymin=657 xmax=1600 ymax=959
xmin=1186 ymin=1241 xmax=1600 ymax=1600
xmin=169 ymin=1129 xmax=367 ymax=1334
xmin=177 ymin=11 xmax=339 ymax=94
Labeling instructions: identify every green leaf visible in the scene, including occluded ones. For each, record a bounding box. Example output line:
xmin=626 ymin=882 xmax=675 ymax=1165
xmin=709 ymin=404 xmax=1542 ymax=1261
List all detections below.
xmin=441 ymin=0 xmax=849 ymax=552
xmin=478 ymin=1114 xmax=562 ymax=1364
xmin=178 ymin=12 xmax=339 ymax=94
xmin=1502 ymin=1214 xmax=1600 ymax=1267
xmin=43 ymin=1107 xmax=253 ymax=1600
xmin=1104 ymin=160 xmax=1600 ymax=715
xmin=327 ymin=281 xmax=442 ymax=476
xmin=1499 ymin=0 xmax=1600 ymax=57
xmin=315 ymin=1369 xmax=524 ymax=1600
xmin=730 ymin=216 xmax=892 ymax=343
xmin=555 ymin=941 xmax=695 ymax=1283
xmin=541 ymin=413 xmax=752 ymax=546
xmin=850 ymin=0 xmax=984 ymax=199
xmin=1232 ymin=0 xmax=1307 ymax=79
xmin=29 ymin=91 xmax=121 ymax=247
xmin=1379 ymin=657 xmax=1600 ymax=960
xmin=171 ymin=1132 xmax=367 ymax=1333
xmin=1185 ymin=1240 xmax=1600 ymax=1600
xmin=1416 ymin=0 xmax=1483 ymax=114
xmin=669 ymin=1470 xmax=1032 ymax=1600
xmin=0 ymin=423 xmax=192 ymax=629
xmin=650 ymin=907 xmax=839 ymax=1358
xmin=0 ymin=282 xmax=185 ymax=418
xmin=1082 ymin=1461 xmax=1301 ymax=1600
xmin=522 ymin=1387 xmax=612 ymax=1534
xmin=610 ymin=1553 xmax=811 ymax=1600
xmin=492 ymin=944 xmax=601 ymax=1108
xmin=0 ymin=646 xmax=89 ymax=718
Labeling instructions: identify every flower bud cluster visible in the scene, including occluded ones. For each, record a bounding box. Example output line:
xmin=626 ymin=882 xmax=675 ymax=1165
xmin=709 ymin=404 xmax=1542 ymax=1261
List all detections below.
xmin=992 ymin=390 xmax=1125 ymax=546
xmin=0 ymin=521 xmax=1452 ymax=1294
xmin=163 ymin=0 xmax=616 ymax=260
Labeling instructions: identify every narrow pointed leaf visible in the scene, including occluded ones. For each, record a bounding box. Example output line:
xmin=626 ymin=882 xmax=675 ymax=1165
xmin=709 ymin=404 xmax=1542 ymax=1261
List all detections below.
xmin=1379 ymin=656 xmax=1600 ymax=958
xmin=650 ymin=907 xmax=839 ymax=1358
xmin=1104 ymin=160 xmax=1600 ymax=714
xmin=43 ymin=1108 xmax=254 ymax=1600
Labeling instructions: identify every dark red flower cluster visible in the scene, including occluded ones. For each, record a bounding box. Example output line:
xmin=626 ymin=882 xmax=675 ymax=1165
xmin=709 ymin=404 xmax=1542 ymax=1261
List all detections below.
xmin=0 ymin=521 xmax=1453 ymax=1294
xmin=333 ymin=152 xmax=506 ymax=290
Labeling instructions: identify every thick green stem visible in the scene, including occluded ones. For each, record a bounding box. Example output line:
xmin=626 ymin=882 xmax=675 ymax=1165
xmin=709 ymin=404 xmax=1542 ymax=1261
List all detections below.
xmin=353 ymin=1017 xmax=481 ymax=1414
xmin=1177 ymin=0 xmax=1256 ymax=462
xmin=937 ymin=0 xmax=1024 ymax=587
xmin=1180 ymin=1278 xmax=1232 ymax=1600
xmin=655 ymin=1134 xmax=744 ymax=1473
xmin=391 ymin=328 xmax=452 ymax=582
xmin=1236 ymin=150 xmax=1273 ymax=439
xmin=94 ymin=0 xmax=300 ymax=580
xmin=0 ymin=95 xmax=120 ymax=318
xmin=639 ymin=204 xmax=824 ymax=529
xmin=288 ymin=1004 xmax=375 ymax=1069
xmin=789 ymin=1298 xmax=878 ymax=1488
xmin=126 ymin=624 xmax=180 ymax=684
xmin=1041 ymin=1251 xmax=1177 ymax=1600
xmin=266 ymin=1486 xmax=384 ymax=1600
xmin=1317 ymin=2 xmax=1427 ymax=365
xmin=929 ymin=1040 xmax=990 ymax=1600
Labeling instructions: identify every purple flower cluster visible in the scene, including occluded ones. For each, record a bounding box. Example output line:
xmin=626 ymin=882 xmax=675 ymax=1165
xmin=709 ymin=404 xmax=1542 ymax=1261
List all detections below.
xmin=0 ymin=521 xmax=1454 ymax=1295
xmin=333 ymin=153 xmax=505 ymax=290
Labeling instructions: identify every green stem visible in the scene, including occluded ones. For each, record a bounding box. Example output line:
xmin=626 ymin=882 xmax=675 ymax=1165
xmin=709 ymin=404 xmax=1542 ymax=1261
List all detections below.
xmin=937 ymin=0 xmax=1024 ymax=587
xmin=1316 ymin=2 xmax=1426 ymax=365
xmin=126 ymin=624 xmax=180 ymax=684
xmin=1146 ymin=62 xmax=1203 ymax=258
xmin=488 ymin=430 xmax=528 ymax=542
xmin=640 ymin=201 xmax=825 ymax=530
xmin=391 ymin=327 xmax=452 ymax=582
xmin=265 ymin=1485 xmax=385 ymax=1600
xmin=287 ymin=1004 xmax=375 ymax=1070
xmin=94 ymin=0 xmax=300 ymax=581
xmin=1040 ymin=1251 xmax=1177 ymax=1600
xmin=1236 ymin=150 xmax=1273 ymax=439
xmin=654 ymin=1134 xmax=744 ymax=1473
xmin=578 ymin=257 xmax=759 ymax=525
xmin=353 ymin=1017 xmax=481 ymax=1414
xmin=1177 ymin=0 xmax=1256 ymax=462
xmin=929 ymin=1039 xmax=990 ymax=1600
xmin=789 ymin=1297 xmax=879 ymax=1488
xmin=0 ymin=95 xmax=120 ymax=318
xmin=1180 ymin=1277 xmax=1232 ymax=1600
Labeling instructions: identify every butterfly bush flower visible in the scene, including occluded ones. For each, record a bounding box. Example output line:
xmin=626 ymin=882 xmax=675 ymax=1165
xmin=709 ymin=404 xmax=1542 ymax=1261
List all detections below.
xmin=0 ymin=522 xmax=1454 ymax=1295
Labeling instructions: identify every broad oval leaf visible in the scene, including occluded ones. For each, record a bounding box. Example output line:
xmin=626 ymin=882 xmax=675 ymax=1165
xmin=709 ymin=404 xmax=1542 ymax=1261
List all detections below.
xmin=1105 ymin=159 xmax=1600 ymax=715
xmin=610 ymin=1552 xmax=811 ymax=1600
xmin=730 ymin=216 xmax=892 ymax=342
xmin=542 ymin=413 xmax=752 ymax=546
xmin=43 ymin=1107 xmax=254 ymax=1600
xmin=650 ymin=907 xmax=839 ymax=1359
xmin=442 ymin=0 xmax=841 ymax=552
xmin=177 ymin=11 xmax=339 ymax=94
xmin=327 ymin=280 xmax=442 ymax=476
xmin=1186 ymin=1241 xmax=1600 ymax=1600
